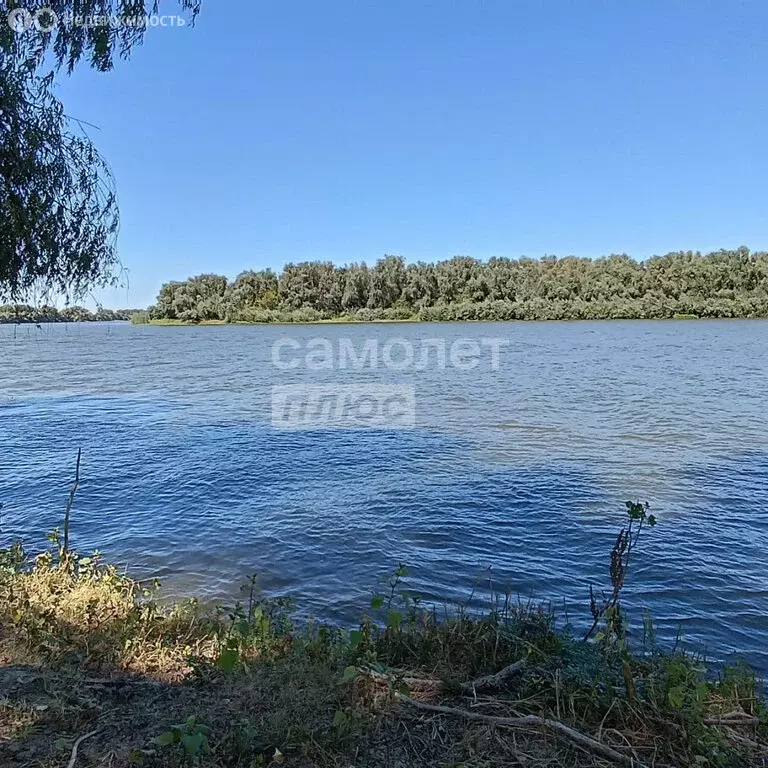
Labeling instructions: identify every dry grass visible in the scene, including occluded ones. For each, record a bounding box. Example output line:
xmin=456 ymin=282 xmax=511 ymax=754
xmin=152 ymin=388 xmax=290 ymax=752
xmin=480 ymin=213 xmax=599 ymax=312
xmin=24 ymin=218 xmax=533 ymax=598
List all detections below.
xmin=1 ymin=550 xmax=220 ymax=679
xmin=0 ymin=544 xmax=765 ymax=768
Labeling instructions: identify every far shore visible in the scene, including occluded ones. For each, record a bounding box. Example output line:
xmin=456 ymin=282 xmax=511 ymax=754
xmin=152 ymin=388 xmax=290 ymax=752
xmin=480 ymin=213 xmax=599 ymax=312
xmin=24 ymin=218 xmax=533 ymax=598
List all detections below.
xmin=132 ymin=314 xmax=765 ymax=327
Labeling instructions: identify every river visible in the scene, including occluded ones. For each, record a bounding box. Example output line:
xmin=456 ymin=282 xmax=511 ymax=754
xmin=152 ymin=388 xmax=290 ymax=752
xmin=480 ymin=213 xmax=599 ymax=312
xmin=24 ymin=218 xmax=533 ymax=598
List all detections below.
xmin=1 ymin=319 xmax=766 ymax=671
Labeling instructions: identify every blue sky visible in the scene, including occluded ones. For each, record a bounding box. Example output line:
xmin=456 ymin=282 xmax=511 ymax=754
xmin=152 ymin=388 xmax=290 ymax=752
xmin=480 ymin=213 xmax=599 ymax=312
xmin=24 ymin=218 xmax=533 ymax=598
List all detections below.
xmin=55 ymin=0 xmax=768 ymax=308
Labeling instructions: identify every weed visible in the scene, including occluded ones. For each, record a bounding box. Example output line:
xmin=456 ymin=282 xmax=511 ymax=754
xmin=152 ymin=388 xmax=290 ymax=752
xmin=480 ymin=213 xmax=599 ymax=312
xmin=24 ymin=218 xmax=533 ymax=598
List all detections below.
xmin=152 ymin=715 xmax=211 ymax=765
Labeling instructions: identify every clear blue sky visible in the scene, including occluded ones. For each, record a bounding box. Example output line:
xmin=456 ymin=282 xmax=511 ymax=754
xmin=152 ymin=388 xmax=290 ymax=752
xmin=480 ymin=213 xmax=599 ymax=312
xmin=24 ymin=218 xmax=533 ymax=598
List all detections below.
xmin=56 ymin=0 xmax=768 ymax=309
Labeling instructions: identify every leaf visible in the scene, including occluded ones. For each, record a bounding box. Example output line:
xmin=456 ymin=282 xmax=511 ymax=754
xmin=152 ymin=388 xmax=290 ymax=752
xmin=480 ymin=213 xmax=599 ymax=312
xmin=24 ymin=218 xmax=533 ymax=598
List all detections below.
xmin=370 ymin=595 xmax=384 ymax=611
xmin=349 ymin=630 xmax=362 ymax=649
xmin=386 ymin=610 xmax=402 ymax=631
xmin=396 ymin=682 xmax=410 ymax=697
xmin=332 ymin=709 xmax=349 ymax=728
xmin=128 ymin=749 xmax=145 ymax=765
xmin=668 ymin=685 xmax=685 ymax=709
xmin=181 ymin=732 xmax=205 ymax=757
xmin=341 ymin=665 xmax=358 ymax=683
xmin=217 ymin=648 xmax=239 ymax=673
xmin=153 ymin=730 xmax=177 ymax=747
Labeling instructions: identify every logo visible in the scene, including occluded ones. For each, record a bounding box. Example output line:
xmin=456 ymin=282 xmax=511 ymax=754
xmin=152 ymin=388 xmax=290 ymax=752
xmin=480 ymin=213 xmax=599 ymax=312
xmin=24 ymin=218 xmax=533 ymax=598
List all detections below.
xmin=7 ymin=8 xmax=32 ymax=31
xmin=271 ymin=384 xmax=416 ymax=430
xmin=7 ymin=7 xmax=59 ymax=32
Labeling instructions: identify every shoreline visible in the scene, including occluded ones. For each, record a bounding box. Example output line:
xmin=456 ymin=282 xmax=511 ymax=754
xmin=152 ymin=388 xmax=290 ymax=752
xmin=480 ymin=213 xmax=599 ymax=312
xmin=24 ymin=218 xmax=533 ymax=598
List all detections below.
xmin=0 ymin=506 xmax=766 ymax=767
xmin=6 ymin=315 xmax=768 ymax=327
xmin=135 ymin=314 xmax=768 ymax=327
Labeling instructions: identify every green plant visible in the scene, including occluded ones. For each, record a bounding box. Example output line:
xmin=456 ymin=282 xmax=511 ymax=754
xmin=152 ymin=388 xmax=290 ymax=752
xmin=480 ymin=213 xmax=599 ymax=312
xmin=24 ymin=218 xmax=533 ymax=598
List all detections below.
xmin=0 ymin=541 xmax=24 ymax=575
xmin=153 ymin=715 xmax=211 ymax=765
xmin=215 ymin=575 xmax=295 ymax=673
xmin=585 ymin=501 xmax=656 ymax=645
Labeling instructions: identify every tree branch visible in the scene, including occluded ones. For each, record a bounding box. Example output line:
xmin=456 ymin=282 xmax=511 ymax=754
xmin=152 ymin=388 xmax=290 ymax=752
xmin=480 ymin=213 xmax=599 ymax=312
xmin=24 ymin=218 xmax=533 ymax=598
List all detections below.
xmin=397 ymin=694 xmax=648 ymax=768
xmin=459 ymin=658 xmax=526 ymax=694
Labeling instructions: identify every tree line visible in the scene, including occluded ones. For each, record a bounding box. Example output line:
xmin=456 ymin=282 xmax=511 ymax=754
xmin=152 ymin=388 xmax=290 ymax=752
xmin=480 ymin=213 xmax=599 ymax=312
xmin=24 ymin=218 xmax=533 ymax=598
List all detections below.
xmin=0 ymin=305 xmax=134 ymax=324
xmin=145 ymin=247 xmax=768 ymax=323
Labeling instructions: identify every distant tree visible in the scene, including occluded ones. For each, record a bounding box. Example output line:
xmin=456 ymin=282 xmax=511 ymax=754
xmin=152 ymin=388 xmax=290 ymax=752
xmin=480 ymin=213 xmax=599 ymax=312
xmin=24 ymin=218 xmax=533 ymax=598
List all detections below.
xmin=403 ymin=262 xmax=438 ymax=307
xmin=278 ymin=262 xmax=343 ymax=313
xmin=146 ymin=248 xmax=768 ymax=323
xmin=367 ymin=255 xmax=406 ymax=309
xmin=227 ymin=270 xmax=279 ymax=318
xmin=341 ymin=263 xmax=370 ymax=310
xmin=175 ymin=274 xmax=227 ymax=321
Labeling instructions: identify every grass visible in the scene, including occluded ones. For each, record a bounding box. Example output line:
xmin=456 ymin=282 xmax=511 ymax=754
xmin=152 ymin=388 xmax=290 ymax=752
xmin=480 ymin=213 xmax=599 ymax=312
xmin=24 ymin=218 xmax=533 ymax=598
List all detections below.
xmin=0 ymin=522 xmax=765 ymax=767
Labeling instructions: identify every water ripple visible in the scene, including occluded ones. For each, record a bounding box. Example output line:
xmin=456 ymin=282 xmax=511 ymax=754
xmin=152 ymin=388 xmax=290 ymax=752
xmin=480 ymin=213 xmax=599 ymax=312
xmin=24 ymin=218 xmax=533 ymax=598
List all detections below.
xmin=1 ymin=320 xmax=767 ymax=673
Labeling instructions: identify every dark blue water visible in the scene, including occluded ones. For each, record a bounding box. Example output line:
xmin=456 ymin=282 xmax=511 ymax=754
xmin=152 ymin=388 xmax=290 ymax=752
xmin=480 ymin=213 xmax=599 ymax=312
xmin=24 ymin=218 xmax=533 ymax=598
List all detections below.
xmin=0 ymin=320 xmax=766 ymax=672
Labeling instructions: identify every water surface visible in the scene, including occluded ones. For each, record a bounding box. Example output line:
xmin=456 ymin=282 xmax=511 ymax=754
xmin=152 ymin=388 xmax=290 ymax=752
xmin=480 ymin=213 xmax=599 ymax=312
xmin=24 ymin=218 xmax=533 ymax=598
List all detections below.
xmin=1 ymin=320 xmax=766 ymax=671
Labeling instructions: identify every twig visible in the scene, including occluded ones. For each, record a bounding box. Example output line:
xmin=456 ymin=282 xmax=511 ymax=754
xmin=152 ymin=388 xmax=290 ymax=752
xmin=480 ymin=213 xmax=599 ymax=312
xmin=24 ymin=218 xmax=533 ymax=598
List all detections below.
xmin=62 ymin=448 xmax=81 ymax=558
xmin=396 ymin=694 xmax=648 ymax=768
xmin=459 ymin=658 xmax=526 ymax=694
xmin=67 ymin=727 xmax=100 ymax=768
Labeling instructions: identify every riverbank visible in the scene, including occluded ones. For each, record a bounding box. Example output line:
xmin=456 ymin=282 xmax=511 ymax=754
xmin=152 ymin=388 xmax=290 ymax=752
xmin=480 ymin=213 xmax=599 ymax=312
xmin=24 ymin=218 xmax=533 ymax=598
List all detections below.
xmin=139 ymin=316 xmax=423 ymax=326
xmin=133 ymin=300 xmax=768 ymax=325
xmin=0 ymin=515 xmax=765 ymax=768
xmin=135 ymin=312 xmax=766 ymax=326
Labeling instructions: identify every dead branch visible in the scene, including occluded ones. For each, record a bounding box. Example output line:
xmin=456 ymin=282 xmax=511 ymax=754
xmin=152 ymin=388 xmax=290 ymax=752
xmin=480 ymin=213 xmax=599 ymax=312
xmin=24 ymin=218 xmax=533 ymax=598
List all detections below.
xmin=704 ymin=711 xmax=761 ymax=726
xmin=397 ymin=694 xmax=648 ymax=768
xmin=459 ymin=658 xmax=526 ymax=694
xmin=62 ymin=448 xmax=81 ymax=558
xmin=66 ymin=727 xmax=100 ymax=768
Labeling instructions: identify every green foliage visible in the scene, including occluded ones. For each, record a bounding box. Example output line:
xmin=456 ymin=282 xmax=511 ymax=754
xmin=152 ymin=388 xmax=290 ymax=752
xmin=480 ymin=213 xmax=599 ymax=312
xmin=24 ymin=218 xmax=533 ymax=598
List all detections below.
xmin=2 ymin=2 xmax=201 ymax=76
xmin=0 ymin=2 xmax=200 ymax=302
xmin=0 ymin=304 xmax=133 ymax=323
xmin=153 ymin=715 xmax=211 ymax=765
xmin=213 ymin=575 xmax=294 ymax=674
xmin=0 ymin=44 xmax=119 ymax=301
xmin=130 ymin=310 xmax=150 ymax=324
xmin=146 ymin=247 xmax=768 ymax=323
